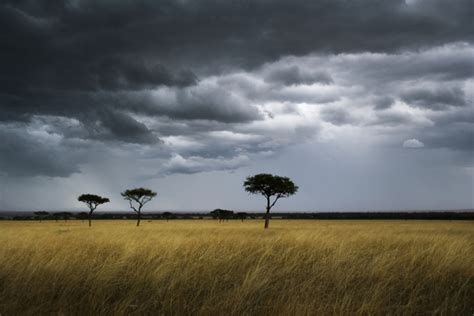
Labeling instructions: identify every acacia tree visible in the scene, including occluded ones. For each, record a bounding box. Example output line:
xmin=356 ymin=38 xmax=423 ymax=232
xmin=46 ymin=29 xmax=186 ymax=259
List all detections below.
xmin=121 ymin=188 xmax=157 ymax=227
xmin=244 ymin=173 xmax=298 ymax=229
xmin=77 ymin=194 xmax=110 ymax=227
xmin=162 ymin=212 xmax=173 ymax=222
xmin=236 ymin=212 xmax=248 ymax=222
xmin=34 ymin=211 xmax=49 ymax=223
xmin=53 ymin=212 xmax=60 ymax=223
xmin=56 ymin=212 xmax=72 ymax=222
xmin=76 ymin=212 xmax=88 ymax=223
xmin=210 ymin=209 xmax=234 ymax=222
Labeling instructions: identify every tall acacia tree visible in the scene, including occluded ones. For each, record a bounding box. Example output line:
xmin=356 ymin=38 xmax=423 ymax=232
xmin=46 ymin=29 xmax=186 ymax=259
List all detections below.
xmin=78 ymin=194 xmax=110 ymax=227
xmin=121 ymin=187 xmax=157 ymax=227
xmin=244 ymin=174 xmax=298 ymax=229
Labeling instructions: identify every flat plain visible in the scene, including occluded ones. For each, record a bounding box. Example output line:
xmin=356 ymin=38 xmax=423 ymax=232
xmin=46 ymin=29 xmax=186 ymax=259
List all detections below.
xmin=0 ymin=220 xmax=473 ymax=315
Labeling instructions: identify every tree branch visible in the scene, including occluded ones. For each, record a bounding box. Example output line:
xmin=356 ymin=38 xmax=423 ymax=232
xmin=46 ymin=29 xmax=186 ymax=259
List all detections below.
xmin=270 ymin=196 xmax=280 ymax=209
xmin=141 ymin=196 xmax=152 ymax=205
xmin=270 ymin=193 xmax=284 ymax=209
xmin=128 ymin=199 xmax=138 ymax=213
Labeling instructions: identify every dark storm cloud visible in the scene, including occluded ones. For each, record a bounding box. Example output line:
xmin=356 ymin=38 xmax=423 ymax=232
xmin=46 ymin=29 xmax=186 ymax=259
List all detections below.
xmin=320 ymin=108 xmax=354 ymax=126
xmin=95 ymin=109 xmax=159 ymax=144
xmin=91 ymin=59 xmax=197 ymax=91
xmin=368 ymin=110 xmax=419 ymax=127
xmin=2 ymin=0 xmax=472 ymax=123
xmin=263 ymin=66 xmax=333 ymax=86
xmin=333 ymin=45 xmax=474 ymax=87
xmin=1 ymin=0 xmax=473 ymax=179
xmin=401 ymin=87 xmax=467 ymax=110
xmin=424 ymin=108 xmax=474 ymax=152
xmin=157 ymin=154 xmax=249 ymax=177
xmin=374 ymin=97 xmax=395 ymax=110
xmin=419 ymin=122 xmax=474 ymax=153
xmin=38 ymin=58 xmax=197 ymax=92
xmin=44 ymin=109 xmax=160 ymax=144
xmin=162 ymin=87 xmax=262 ymax=123
xmin=6 ymin=0 xmax=472 ymax=71
xmin=0 ymin=124 xmax=84 ymax=177
xmin=113 ymin=86 xmax=263 ymax=123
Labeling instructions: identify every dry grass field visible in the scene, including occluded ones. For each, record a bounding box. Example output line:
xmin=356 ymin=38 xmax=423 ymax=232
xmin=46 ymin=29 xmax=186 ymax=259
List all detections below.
xmin=0 ymin=220 xmax=473 ymax=315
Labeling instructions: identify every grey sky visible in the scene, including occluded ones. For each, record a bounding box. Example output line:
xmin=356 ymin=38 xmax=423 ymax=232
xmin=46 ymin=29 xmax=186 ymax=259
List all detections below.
xmin=0 ymin=0 xmax=472 ymax=212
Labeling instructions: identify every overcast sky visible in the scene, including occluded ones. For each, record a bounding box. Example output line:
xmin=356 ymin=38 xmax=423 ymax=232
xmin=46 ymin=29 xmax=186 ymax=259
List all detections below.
xmin=0 ymin=0 xmax=473 ymax=212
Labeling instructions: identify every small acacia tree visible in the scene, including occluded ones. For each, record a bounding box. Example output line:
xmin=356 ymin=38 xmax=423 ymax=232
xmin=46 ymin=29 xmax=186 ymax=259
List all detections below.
xmin=56 ymin=212 xmax=72 ymax=222
xmin=236 ymin=212 xmax=248 ymax=222
xmin=162 ymin=211 xmax=173 ymax=222
xmin=121 ymin=187 xmax=157 ymax=227
xmin=77 ymin=212 xmax=88 ymax=223
xmin=34 ymin=211 xmax=49 ymax=223
xmin=210 ymin=209 xmax=234 ymax=222
xmin=53 ymin=213 xmax=60 ymax=223
xmin=78 ymin=194 xmax=110 ymax=227
xmin=244 ymin=173 xmax=298 ymax=229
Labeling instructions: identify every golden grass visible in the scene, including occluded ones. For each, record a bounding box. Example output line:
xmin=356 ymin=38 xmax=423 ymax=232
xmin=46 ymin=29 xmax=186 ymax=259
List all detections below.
xmin=0 ymin=220 xmax=473 ymax=315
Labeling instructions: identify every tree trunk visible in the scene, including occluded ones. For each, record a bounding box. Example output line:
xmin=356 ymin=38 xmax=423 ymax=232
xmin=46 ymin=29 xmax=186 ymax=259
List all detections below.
xmin=88 ymin=210 xmax=94 ymax=227
xmin=264 ymin=197 xmax=271 ymax=229
xmin=264 ymin=207 xmax=270 ymax=229
xmin=137 ymin=210 xmax=141 ymax=227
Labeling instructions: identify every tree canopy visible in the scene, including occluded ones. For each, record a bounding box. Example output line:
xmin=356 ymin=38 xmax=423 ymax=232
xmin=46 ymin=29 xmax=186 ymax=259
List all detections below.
xmin=33 ymin=211 xmax=49 ymax=222
xmin=244 ymin=174 xmax=298 ymax=199
xmin=78 ymin=194 xmax=110 ymax=210
xmin=121 ymin=188 xmax=157 ymax=209
xmin=54 ymin=212 xmax=73 ymax=222
xmin=210 ymin=209 xmax=234 ymax=222
xmin=162 ymin=211 xmax=174 ymax=221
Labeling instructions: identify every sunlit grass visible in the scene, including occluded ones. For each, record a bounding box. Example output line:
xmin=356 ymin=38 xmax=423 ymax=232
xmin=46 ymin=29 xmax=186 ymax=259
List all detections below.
xmin=0 ymin=220 xmax=473 ymax=315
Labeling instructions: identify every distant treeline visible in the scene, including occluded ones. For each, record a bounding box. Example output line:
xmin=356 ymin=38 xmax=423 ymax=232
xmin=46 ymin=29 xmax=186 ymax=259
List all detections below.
xmin=1 ymin=210 xmax=473 ymax=221
xmin=277 ymin=212 xmax=474 ymax=220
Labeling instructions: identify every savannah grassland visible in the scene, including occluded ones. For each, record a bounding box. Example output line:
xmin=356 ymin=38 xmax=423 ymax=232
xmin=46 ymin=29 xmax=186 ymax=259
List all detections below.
xmin=0 ymin=220 xmax=472 ymax=315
